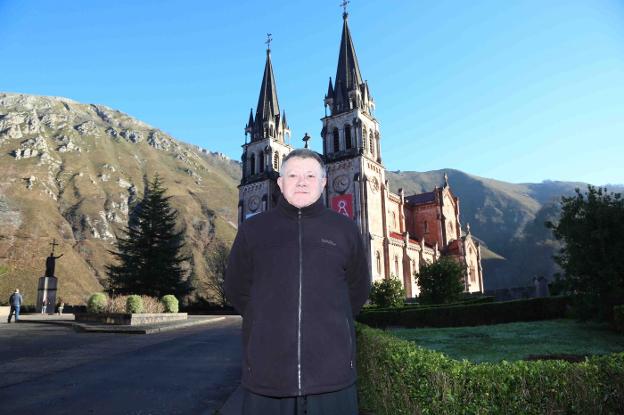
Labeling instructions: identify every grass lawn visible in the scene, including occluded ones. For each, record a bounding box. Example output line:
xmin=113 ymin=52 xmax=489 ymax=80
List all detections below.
xmin=390 ymin=319 xmax=624 ymax=363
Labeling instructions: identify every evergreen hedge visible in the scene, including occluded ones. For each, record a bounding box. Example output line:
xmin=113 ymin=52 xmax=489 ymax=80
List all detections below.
xmin=358 ymin=296 xmax=570 ymax=328
xmin=357 ymin=324 xmax=624 ymax=414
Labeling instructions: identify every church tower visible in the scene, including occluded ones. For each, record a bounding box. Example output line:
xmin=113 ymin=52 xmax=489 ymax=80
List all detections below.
xmin=238 ymin=41 xmax=292 ymax=223
xmin=321 ymin=10 xmax=387 ymax=277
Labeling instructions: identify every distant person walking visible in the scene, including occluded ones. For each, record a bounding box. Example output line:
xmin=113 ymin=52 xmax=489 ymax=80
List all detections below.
xmin=8 ymin=289 xmax=23 ymax=323
xmin=41 ymin=297 xmax=48 ymax=314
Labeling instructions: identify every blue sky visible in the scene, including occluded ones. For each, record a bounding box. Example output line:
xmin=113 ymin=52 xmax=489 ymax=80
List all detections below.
xmin=1 ymin=0 xmax=623 ymax=185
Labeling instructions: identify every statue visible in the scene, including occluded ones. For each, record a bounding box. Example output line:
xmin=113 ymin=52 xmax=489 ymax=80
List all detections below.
xmin=45 ymin=252 xmax=63 ymax=278
xmin=44 ymin=238 xmax=63 ymax=278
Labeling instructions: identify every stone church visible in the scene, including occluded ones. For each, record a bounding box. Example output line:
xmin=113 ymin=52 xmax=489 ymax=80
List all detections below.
xmin=237 ymin=11 xmax=484 ymax=297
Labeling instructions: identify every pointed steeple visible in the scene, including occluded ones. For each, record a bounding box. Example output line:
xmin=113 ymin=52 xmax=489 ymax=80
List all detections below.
xmin=246 ymin=108 xmax=254 ymax=130
xmin=246 ymin=43 xmax=290 ymax=143
xmin=256 ymin=49 xmax=280 ymax=125
xmin=328 ymin=12 xmax=373 ymax=116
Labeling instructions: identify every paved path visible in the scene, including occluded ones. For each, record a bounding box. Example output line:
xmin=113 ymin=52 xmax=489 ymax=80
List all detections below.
xmin=0 ymin=316 xmax=243 ymax=414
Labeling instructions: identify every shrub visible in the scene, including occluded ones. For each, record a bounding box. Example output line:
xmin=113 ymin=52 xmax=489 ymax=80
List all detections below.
xmin=416 ymin=256 xmax=465 ymax=305
xmin=141 ymin=295 xmax=165 ymax=313
xmin=125 ymin=295 xmax=144 ymax=314
xmin=615 ymin=305 xmax=624 ymax=333
xmin=369 ymin=276 xmax=405 ymax=308
xmin=87 ymin=293 xmax=108 ymax=314
xmin=357 ymin=323 xmax=624 ymax=414
xmin=358 ymin=296 xmax=571 ymax=328
xmin=161 ymin=295 xmax=179 ymax=313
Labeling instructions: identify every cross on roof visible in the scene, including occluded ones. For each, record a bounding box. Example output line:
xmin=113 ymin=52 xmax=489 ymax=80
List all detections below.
xmin=265 ymin=33 xmax=273 ymax=51
xmin=340 ymin=0 xmax=350 ymax=16
xmin=49 ymin=238 xmax=59 ymax=254
xmin=302 ymin=133 xmax=311 ymax=149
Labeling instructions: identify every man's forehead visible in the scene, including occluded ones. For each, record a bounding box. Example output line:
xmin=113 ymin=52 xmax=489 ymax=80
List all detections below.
xmin=283 ymin=157 xmax=322 ymax=172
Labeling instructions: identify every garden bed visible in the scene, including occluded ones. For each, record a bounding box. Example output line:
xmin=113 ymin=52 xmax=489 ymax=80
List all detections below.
xmin=75 ymin=312 xmax=187 ymax=326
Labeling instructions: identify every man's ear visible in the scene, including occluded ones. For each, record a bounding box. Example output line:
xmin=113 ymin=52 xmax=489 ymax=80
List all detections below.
xmin=321 ymin=176 xmax=327 ymax=189
xmin=277 ymin=176 xmax=283 ymax=192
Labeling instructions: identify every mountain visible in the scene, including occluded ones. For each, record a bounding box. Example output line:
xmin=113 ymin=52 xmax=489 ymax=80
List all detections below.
xmin=387 ymin=170 xmax=623 ymax=289
xmin=2 ymin=92 xmax=621 ymax=302
xmin=0 ymin=92 xmax=240 ymax=304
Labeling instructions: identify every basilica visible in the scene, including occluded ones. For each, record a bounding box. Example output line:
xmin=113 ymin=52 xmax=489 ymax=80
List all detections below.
xmin=237 ymin=11 xmax=484 ymax=297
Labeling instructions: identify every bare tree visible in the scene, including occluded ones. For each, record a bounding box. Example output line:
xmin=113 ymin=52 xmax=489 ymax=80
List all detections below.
xmin=205 ymin=240 xmax=230 ymax=306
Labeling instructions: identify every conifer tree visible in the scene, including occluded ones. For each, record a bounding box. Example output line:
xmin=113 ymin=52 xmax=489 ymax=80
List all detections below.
xmin=107 ymin=174 xmax=190 ymax=298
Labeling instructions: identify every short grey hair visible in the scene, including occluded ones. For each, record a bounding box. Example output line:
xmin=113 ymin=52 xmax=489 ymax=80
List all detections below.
xmin=279 ymin=149 xmax=326 ymax=178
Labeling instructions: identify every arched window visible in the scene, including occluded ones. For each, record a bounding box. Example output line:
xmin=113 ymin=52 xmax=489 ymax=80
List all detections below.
xmin=424 ymin=221 xmax=429 ymax=233
xmin=273 ymin=153 xmax=279 ymax=170
xmin=376 ymin=251 xmax=381 ymax=274
xmin=345 ymin=125 xmax=352 ymax=149
xmin=250 ymin=153 xmax=256 ymax=175
xmin=470 ymin=266 xmax=476 ymax=283
xmin=394 ymin=255 xmax=399 ymax=276
xmin=392 ymin=212 xmax=397 ymax=228
xmin=259 ymin=153 xmax=264 ymax=173
xmin=333 ymin=128 xmax=340 ymax=152
xmin=369 ymin=132 xmax=375 ymax=158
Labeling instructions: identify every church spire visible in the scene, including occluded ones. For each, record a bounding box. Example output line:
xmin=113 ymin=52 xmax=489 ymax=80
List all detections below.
xmin=327 ymin=10 xmax=374 ymax=116
xmin=246 ymin=35 xmax=290 ymax=143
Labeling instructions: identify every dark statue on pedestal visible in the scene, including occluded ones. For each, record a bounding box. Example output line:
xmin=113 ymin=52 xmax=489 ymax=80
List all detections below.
xmin=38 ymin=239 xmax=62 ymax=313
xmin=45 ymin=252 xmax=63 ymax=278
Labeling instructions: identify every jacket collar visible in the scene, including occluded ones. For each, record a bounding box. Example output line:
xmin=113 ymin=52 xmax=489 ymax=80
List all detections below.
xmin=277 ymin=194 xmax=326 ymax=219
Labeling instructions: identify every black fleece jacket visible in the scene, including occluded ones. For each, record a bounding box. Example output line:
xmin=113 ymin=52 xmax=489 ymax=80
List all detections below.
xmin=224 ymin=195 xmax=371 ymax=397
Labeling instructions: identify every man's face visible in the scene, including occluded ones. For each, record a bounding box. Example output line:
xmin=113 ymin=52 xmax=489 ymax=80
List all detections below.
xmin=277 ymin=157 xmax=327 ymax=208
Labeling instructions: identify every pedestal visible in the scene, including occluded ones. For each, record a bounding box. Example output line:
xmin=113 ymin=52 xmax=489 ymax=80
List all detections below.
xmin=37 ymin=276 xmax=58 ymax=314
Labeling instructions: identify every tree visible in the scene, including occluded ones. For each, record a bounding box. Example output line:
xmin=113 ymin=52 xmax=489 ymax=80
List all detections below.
xmin=369 ymin=275 xmax=405 ymax=308
xmin=416 ymin=256 xmax=465 ymax=305
xmin=547 ymin=186 xmax=624 ymax=320
xmin=205 ymin=240 xmax=230 ymax=307
xmin=107 ymin=174 xmax=191 ymax=298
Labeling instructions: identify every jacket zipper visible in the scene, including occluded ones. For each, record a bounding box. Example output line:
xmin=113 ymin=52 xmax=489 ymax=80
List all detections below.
xmin=346 ymin=317 xmax=353 ymax=369
xmin=297 ymin=209 xmax=303 ymax=394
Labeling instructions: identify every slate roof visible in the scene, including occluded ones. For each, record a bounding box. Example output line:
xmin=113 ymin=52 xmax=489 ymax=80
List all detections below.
xmin=405 ymin=191 xmax=436 ymax=206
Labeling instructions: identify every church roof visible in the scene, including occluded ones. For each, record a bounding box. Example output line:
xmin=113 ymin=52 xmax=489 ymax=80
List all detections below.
xmin=405 ymin=191 xmax=436 ymax=206
xmin=255 ymin=49 xmax=280 ymax=128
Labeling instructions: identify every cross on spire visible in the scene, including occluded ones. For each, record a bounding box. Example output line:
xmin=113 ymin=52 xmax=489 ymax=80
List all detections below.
xmin=49 ymin=238 xmax=59 ymax=254
xmin=340 ymin=0 xmax=350 ymax=18
xmin=265 ymin=33 xmax=273 ymax=51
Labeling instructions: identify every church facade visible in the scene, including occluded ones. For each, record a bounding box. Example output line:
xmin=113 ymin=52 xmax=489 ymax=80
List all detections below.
xmin=237 ymin=12 xmax=484 ymax=297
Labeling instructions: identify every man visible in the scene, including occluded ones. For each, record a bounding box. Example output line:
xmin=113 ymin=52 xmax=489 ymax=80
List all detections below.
xmin=225 ymin=149 xmax=371 ymax=415
xmin=7 ymin=289 xmax=23 ymax=323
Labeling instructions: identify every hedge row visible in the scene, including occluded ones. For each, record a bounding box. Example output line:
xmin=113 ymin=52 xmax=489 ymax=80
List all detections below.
xmin=356 ymin=324 xmax=624 ymax=414
xmin=367 ymin=295 xmax=496 ymax=313
xmin=357 ymin=296 xmax=570 ymax=328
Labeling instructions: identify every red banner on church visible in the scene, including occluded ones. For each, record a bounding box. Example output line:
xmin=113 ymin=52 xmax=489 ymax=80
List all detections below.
xmin=331 ymin=194 xmax=354 ymax=219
